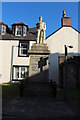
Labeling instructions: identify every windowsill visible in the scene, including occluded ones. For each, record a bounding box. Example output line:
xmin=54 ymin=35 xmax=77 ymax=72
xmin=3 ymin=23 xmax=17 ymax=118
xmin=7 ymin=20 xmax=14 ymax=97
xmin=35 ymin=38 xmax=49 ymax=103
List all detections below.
xmin=2 ymin=33 xmax=6 ymax=35
xmin=23 ymin=35 xmax=26 ymax=36
xmin=15 ymin=35 xmax=22 ymax=36
xmin=12 ymin=78 xmax=27 ymax=81
xmin=18 ymin=55 xmax=29 ymax=57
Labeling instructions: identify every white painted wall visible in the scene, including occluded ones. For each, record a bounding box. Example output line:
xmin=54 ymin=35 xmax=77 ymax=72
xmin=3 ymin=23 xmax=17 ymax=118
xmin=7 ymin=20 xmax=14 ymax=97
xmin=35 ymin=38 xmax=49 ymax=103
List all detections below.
xmin=0 ymin=40 xmax=2 ymax=83
xmin=78 ymin=33 xmax=80 ymax=54
xmin=0 ymin=26 xmax=79 ymax=84
xmin=0 ymin=40 xmax=17 ymax=83
xmin=46 ymin=27 xmax=79 ymax=84
xmin=0 ymin=40 xmax=35 ymax=83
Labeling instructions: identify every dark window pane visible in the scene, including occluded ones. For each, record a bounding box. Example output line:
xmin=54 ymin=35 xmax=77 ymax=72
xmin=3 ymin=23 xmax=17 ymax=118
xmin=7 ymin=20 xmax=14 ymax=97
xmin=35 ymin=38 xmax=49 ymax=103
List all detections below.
xmin=19 ymin=42 xmax=29 ymax=56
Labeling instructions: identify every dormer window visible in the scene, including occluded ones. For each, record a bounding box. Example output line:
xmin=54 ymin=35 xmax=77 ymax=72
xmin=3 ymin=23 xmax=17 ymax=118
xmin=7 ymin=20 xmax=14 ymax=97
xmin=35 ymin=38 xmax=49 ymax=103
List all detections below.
xmin=0 ymin=25 xmax=1 ymax=35
xmin=0 ymin=22 xmax=7 ymax=35
xmin=2 ymin=25 xmax=6 ymax=35
xmin=12 ymin=22 xmax=28 ymax=36
xmin=23 ymin=26 xmax=26 ymax=36
xmin=16 ymin=26 xmax=22 ymax=36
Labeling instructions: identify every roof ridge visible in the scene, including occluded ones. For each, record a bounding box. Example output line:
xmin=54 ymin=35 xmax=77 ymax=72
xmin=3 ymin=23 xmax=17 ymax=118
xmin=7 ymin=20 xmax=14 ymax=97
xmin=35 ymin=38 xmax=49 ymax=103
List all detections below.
xmin=46 ymin=26 xmax=79 ymax=39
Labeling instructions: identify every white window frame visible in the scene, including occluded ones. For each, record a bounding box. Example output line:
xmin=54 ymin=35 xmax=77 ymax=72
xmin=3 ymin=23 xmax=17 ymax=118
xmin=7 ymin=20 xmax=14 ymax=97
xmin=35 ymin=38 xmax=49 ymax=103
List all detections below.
xmin=19 ymin=42 xmax=29 ymax=57
xmin=23 ymin=26 xmax=27 ymax=36
xmin=16 ymin=26 xmax=22 ymax=36
xmin=13 ymin=66 xmax=29 ymax=80
xmin=12 ymin=26 xmax=15 ymax=35
xmin=2 ymin=25 xmax=6 ymax=35
xmin=0 ymin=25 xmax=1 ymax=35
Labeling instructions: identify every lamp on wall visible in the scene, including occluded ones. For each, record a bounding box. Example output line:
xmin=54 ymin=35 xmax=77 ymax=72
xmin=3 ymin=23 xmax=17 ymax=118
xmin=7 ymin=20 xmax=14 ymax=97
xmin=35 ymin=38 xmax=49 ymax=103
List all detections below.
xmin=65 ymin=45 xmax=73 ymax=59
xmin=64 ymin=45 xmax=73 ymax=101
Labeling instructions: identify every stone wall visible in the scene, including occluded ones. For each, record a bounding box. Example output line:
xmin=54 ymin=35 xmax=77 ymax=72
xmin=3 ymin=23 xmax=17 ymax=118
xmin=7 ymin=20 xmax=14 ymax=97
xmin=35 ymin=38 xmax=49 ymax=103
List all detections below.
xmin=28 ymin=43 xmax=50 ymax=82
xmin=59 ymin=56 xmax=80 ymax=89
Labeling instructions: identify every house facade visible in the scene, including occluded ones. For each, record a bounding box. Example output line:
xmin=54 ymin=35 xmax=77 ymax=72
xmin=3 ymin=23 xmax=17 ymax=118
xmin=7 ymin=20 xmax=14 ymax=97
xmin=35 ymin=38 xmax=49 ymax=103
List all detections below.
xmin=0 ymin=22 xmax=37 ymax=83
xmin=46 ymin=10 xmax=80 ymax=85
xmin=0 ymin=10 xmax=80 ymax=84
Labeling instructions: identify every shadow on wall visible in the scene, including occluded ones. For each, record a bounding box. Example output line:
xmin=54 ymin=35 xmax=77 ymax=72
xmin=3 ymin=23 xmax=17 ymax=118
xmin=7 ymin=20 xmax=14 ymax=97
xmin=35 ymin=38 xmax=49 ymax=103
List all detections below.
xmin=11 ymin=49 xmax=80 ymax=89
xmin=10 ymin=46 xmax=14 ymax=83
xmin=12 ymin=69 xmax=49 ymax=83
xmin=59 ymin=55 xmax=80 ymax=89
xmin=28 ymin=69 xmax=49 ymax=83
xmin=11 ymin=56 xmax=49 ymax=83
xmin=28 ymin=56 xmax=49 ymax=82
xmin=48 ymin=52 xmax=80 ymax=88
xmin=48 ymin=53 xmax=59 ymax=83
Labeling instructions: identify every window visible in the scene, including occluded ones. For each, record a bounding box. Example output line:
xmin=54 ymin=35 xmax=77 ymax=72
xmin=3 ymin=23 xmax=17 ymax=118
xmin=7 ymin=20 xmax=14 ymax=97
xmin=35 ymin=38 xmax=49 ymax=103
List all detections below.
xmin=23 ymin=26 xmax=26 ymax=36
xmin=12 ymin=26 xmax=15 ymax=35
xmin=2 ymin=25 xmax=6 ymax=35
xmin=19 ymin=42 xmax=29 ymax=57
xmin=0 ymin=25 xmax=6 ymax=35
xmin=0 ymin=25 xmax=1 ymax=35
xmin=15 ymin=67 xmax=19 ymax=79
xmin=16 ymin=26 xmax=22 ymax=36
xmin=13 ymin=66 xmax=29 ymax=80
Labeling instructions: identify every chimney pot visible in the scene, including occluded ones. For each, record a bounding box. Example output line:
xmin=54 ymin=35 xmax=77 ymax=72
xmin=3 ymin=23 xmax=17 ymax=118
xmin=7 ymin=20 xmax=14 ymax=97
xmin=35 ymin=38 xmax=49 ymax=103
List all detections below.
xmin=61 ymin=10 xmax=71 ymax=27
xmin=63 ymin=10 xmax=66 ymax=17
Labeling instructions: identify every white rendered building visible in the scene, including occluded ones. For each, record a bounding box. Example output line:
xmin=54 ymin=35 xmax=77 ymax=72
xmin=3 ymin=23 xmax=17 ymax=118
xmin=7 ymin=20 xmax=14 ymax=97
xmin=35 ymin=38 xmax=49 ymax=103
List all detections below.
xmin=0 ymin=11 xmax=80 ymax=84
xmin=46 ymin=11 xmax=80 ymax=84
xmin=0 ymin=22 xmax=37 ymax=83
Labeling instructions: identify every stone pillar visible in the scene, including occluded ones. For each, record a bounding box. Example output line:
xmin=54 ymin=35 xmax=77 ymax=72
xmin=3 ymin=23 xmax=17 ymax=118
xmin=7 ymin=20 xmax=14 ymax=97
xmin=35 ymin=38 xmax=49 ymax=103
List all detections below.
xmin=28 ymin=16 xmax=50 ymax=82
xmin=28 ymin=44 xmax=50 ymax=82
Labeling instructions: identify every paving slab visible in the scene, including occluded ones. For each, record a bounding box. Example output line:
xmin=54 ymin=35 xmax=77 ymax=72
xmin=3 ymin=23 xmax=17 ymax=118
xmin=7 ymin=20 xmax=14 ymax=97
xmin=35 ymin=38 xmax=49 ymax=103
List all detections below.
xmin=2 ymin=83 xmax=80 ymax=120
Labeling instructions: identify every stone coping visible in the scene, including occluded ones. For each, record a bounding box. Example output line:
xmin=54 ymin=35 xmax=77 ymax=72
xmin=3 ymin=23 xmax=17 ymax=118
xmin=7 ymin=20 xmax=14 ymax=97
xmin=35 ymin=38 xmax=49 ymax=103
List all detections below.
xmin=28 ymin=50 xmax=50 ymax=54
xmin=28 ymin=43 xmax=50 ymax=54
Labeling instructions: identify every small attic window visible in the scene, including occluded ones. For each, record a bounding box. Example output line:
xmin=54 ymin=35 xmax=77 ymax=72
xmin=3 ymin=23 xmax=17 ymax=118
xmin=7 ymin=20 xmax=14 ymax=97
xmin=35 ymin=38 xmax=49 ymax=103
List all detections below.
xmin=23 ymin=26 xmax=26 ymax=36
xmin=0 ymin=25 xmax=1 ymax=35
xmin=2 ymin=25 xmax=6 ymax=35
xmin=16 ymin=26 xmax=22 ymax=36
xmin=0 ymin=22 xmax=8 ymax=35
xmin=12 ymin=22 xmax=28 ymax=36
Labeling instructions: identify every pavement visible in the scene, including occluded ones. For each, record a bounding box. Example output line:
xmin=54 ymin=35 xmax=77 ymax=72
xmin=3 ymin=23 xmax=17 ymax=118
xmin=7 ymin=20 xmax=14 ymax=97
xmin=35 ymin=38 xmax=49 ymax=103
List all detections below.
xmin=2 ymin=82 xmax=80 ymax=120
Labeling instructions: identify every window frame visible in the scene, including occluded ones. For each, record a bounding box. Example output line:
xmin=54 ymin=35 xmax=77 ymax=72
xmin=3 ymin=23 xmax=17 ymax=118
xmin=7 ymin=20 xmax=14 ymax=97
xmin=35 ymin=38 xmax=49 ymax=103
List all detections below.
xmin=23 ymin=26 xmax=27 ymax=36
xmin=0 ymin=25 xmax=1 ymax=35
xmin=2 ymin=25 xmax=6 ymax=35
xmin=16 ymin=25 xmax=22 ymax=36
xmin=18 ymin=41 xmax=29 ymax=57
xmin=12 ymin=65 xmax=29 ymax=81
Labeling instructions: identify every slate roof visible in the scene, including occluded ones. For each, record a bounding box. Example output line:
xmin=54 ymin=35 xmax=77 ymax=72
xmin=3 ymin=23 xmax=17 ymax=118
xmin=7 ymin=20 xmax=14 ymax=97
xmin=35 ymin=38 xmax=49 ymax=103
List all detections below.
xmin=11 ymin=22 xmax=28 ymax=27
xmin=0 ymin=21 xmax=8 ymax=26
xmin=0 ymin=27 xmax=37 ymax=41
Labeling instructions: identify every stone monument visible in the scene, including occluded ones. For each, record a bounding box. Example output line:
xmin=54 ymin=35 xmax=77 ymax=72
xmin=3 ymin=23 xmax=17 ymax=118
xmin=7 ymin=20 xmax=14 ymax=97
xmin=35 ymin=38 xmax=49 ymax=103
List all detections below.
xmin=28 ymin=16 xmax=50 ymax=82
xmin=36 ymin=16 xmax=46 ymax=44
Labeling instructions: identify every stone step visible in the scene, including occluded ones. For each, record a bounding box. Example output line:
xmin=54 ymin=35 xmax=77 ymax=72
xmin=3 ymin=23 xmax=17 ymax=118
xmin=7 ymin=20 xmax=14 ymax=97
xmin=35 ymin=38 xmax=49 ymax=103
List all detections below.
xmin=23 ymin=82 xmax=57 ymax=96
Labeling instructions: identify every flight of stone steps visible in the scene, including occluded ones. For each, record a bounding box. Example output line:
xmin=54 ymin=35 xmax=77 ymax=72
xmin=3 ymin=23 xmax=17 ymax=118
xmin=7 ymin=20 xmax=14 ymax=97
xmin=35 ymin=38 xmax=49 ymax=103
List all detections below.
xmin=23 ymin=82 xmax=57 ymax=97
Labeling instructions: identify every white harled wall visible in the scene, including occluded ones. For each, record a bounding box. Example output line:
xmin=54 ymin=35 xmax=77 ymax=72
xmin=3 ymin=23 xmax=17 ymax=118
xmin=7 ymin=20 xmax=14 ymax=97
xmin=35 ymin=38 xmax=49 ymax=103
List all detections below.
xmin=78 ymin=33 xmax=80 ymax=54
xmin=46 ymin=27 xmax=79 ymax=84
xmin=0 ymin=40 xmax=35 ymax=83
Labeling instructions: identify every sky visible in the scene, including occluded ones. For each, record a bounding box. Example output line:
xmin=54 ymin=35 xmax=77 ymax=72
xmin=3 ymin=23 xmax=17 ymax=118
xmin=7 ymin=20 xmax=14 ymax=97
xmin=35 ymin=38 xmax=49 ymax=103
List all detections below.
xmin=2 ymin=2 xmax=79 ymax=37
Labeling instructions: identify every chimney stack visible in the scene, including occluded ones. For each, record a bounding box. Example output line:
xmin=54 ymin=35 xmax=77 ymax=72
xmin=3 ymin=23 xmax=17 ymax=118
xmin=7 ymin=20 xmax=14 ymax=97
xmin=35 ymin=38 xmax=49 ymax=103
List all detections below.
xmin=61 ymin=10 xmax=71 ymax=27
